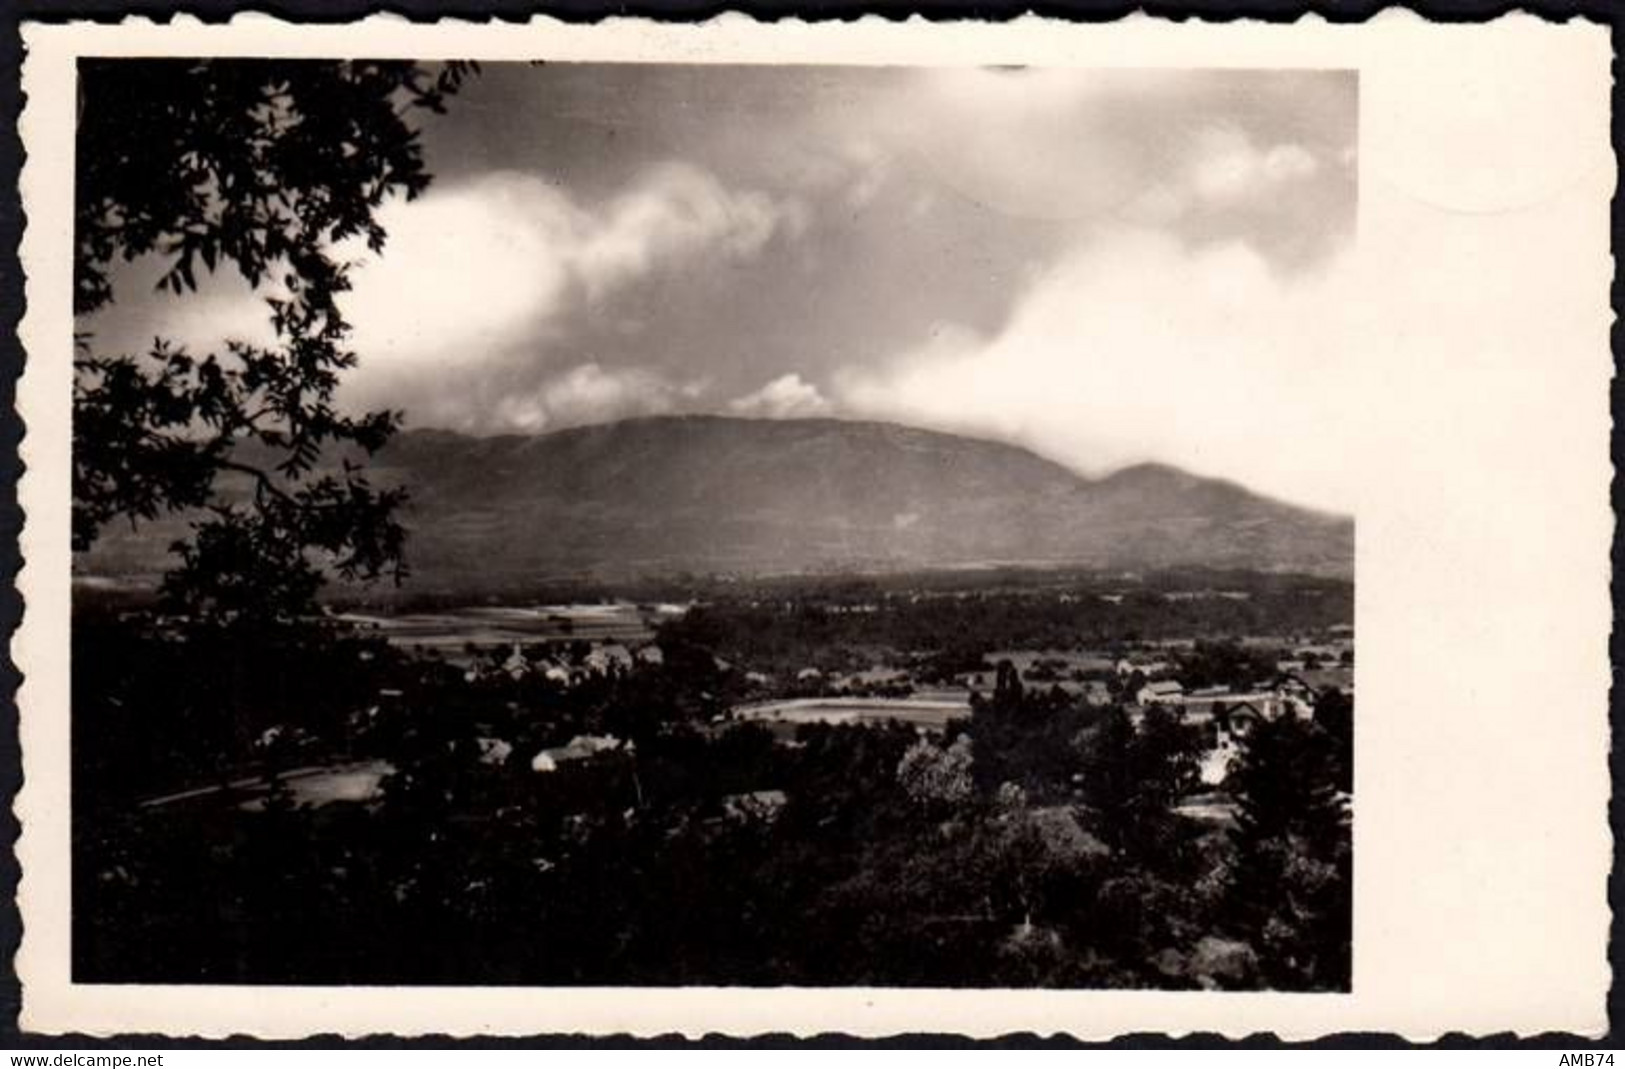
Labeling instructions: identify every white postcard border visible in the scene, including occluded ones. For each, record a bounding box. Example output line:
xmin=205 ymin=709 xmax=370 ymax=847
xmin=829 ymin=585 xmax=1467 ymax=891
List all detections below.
xmin=14 ymin=12 xmax=1614 ymax=1039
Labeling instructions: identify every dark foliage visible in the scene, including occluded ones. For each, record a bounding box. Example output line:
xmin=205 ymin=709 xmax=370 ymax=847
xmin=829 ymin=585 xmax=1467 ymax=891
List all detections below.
xmin=74 ymin=590 xmax=1352 ymax=990
xmin=74 ymin=59 xmax=476 ymax=621
xmin=660 ymin=578 xmax=1352 ymax=674
xmin=1174 ymin=638 xmax=1280 ymax=691
xmin=1226 ymin=715 xmax=1352 ymax=989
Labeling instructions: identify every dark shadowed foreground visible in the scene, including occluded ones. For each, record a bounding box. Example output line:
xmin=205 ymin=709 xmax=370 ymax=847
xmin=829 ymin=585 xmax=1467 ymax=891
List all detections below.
xmin=75 ymin=573 xmax=1351 ymax=989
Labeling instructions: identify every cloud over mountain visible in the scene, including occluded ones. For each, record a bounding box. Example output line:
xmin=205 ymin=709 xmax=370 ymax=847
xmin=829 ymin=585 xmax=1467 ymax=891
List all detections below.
xmin=729 ymin=374 xmax=831 ymax=418
xmin=76 ymin=66 xmax=1363 ymax=513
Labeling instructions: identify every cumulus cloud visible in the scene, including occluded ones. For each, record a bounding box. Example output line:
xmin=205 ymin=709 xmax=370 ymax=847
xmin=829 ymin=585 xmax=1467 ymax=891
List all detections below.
xmin=836 ymin=127 xmax=1609 ymax=521
xmin=487 ymin=363 xmax=700 ymax=434
xmin=1129 ymin=127 xmax=1325 ymax=225
xmin=342 ymin=163 xmax=801 ymax=377
xmin=74 ymin=66 xmax=1367 ymax=466
xmin=571 ymin=163 xmax=797 ymax=299
xmin=81 ymin=161 xmax=807 ymax=435
xmin=835 ymin=69 xmax=1341 ymax=232
xmin=81 ymin=160 xmax=802 ymax=410
xmin=1192 ymin=131 xmax=1320 ymax=203
xmin=831 ymin=55 xmax=1611 ymax=517
xmin=836 ymin=227 xmax=1365 ymax=512
xmin=728 ymin=373 xmax=832 ymax=419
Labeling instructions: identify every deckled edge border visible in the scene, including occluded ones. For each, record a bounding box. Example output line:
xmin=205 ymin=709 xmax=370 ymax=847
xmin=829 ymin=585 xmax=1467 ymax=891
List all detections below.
xmin=0 ymin=2 xmax=1615 ymax=1049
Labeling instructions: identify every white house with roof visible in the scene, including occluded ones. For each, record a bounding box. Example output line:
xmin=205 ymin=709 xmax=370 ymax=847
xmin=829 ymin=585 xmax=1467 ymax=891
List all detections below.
xmin=1137 ymin=680 xmax=1186 ymax=705
xmin=531 ymin=734 xmax=626 ymax=773
xmin=1137 ymin=680 xmax=1321 ymax=786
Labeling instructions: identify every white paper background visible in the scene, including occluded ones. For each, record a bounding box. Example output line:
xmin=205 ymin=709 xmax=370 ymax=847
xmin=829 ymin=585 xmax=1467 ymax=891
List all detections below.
xmin=14 ymin=12 xmax=1614 ymax=1038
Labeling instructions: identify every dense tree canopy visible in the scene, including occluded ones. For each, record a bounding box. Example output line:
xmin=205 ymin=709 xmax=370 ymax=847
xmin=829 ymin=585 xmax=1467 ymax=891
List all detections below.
xmin=73 ymin=59 xmax=476 ymax=620
xmin=1227 ymin=716 xmax=1351 ymax=989
xmin=75 ymin=589 xmax=1352 ymax=990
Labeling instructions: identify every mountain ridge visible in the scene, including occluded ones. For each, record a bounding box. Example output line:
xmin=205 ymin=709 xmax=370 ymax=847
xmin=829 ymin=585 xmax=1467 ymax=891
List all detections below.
xmin=375 ymin=416 xmax=1353 ymax=585
xmin=77 ymin=415 xmax=1354 ymax=591
xmin=391 ymin=415 xmax=1349 ymax=519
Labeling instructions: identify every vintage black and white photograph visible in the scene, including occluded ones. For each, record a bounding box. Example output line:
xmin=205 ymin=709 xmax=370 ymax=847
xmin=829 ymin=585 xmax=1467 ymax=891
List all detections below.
xmin=63 ymin=56 xmax=1362 ymax=993
xmin=9 ymin=8 xmax=1612 ymax=1039
xmin=12 ymin=9 xmax=1615 ymax=1040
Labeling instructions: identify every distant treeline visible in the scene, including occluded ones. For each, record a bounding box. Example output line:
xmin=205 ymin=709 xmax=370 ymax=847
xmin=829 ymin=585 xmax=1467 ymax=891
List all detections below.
xmin=317 ymin=565 xmax=1353 ymax=616
xmin=663 ymin=584 xmax=1351 ymax=668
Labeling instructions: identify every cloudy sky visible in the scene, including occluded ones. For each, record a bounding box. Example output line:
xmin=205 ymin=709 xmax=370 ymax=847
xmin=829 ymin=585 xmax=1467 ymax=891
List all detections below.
xmin=81 ymin=64 xmax=1359 ymax=511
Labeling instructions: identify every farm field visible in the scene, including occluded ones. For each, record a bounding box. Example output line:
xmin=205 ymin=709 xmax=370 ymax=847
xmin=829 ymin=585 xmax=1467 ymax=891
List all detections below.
xmin=733 ymin=694 xmax=972 ymax=730
xmin=334 ymin=602 xmax=684 ymax=657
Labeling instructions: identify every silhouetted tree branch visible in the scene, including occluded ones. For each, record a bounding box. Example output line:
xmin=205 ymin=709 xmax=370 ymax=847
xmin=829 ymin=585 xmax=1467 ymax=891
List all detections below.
xmin=73 ymin=58 xmax=478 ymax=621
